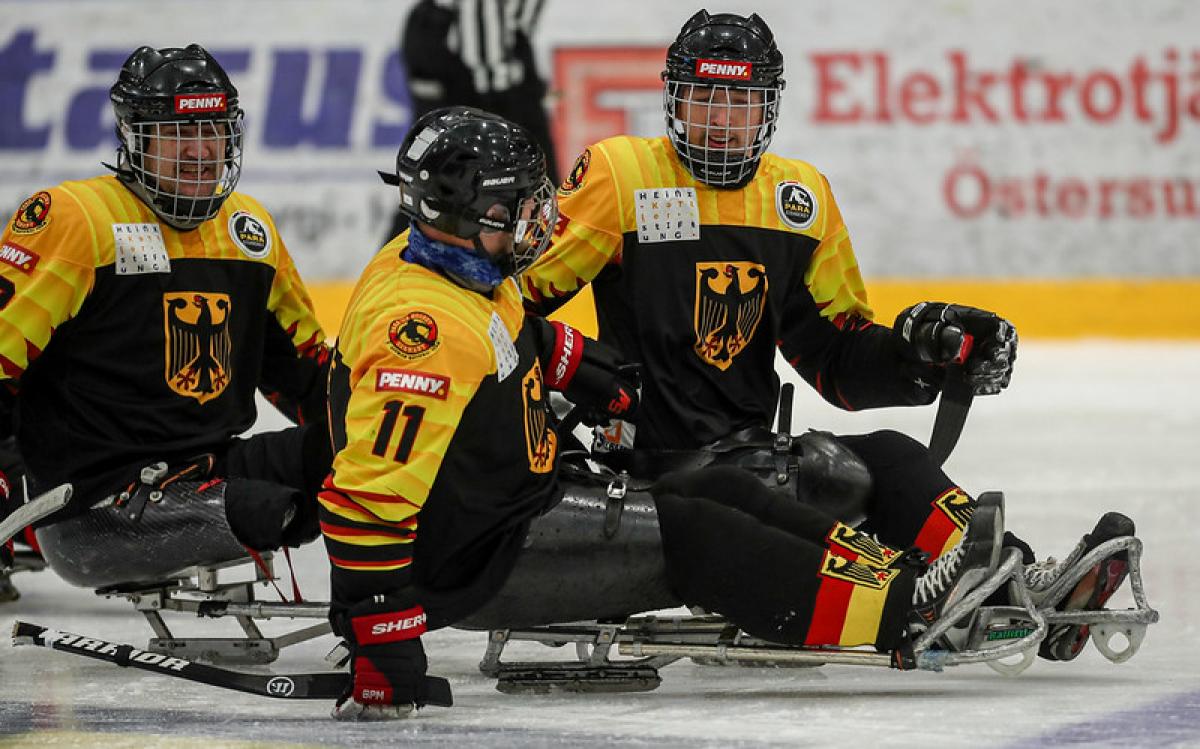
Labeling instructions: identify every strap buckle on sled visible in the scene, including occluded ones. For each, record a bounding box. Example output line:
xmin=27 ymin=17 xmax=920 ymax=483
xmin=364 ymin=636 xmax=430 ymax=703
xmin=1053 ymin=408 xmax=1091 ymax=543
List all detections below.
xmin=115 ymin=455 xmax=217 ymax=523
xmin=604 ymin=472 xmax=629 ymax=539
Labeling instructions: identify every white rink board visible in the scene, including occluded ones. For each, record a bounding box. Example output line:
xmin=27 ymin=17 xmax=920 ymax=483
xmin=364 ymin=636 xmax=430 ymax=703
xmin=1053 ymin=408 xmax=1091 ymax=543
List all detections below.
xmin=1 ymin=0 xmax=1197 ymax=281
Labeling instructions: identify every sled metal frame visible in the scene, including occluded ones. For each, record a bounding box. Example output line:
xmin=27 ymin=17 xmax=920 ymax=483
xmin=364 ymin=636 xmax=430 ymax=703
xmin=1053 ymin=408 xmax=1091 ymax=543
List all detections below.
xmin=479 ymin=541 xmax=1159 ymax=692
xmin=98 ymin=554 xmax=332 ymax=666
xmin=94 ymin=537 xmax=1159 ymax=684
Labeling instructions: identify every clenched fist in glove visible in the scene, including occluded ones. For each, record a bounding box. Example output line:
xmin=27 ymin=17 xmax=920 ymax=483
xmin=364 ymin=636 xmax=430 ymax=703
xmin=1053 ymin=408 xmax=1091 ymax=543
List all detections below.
xmin=540 ymin=320 xmax=640 ymax=425
xmin=894 ymin=302 xmax=1017 ymax=396
xmin=330 ymin=595 xmax=453 ymax=721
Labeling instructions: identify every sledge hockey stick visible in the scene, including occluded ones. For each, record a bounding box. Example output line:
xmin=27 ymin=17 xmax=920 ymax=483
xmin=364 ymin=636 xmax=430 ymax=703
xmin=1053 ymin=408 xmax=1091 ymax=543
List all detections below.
xmin=0 ymin=481 xmax=71 ymax=548
xmin=12 ymin=621 xmax=348 ymax=700
xmin=927 ymin=327 xmax=972 ymax=467
xmin=928 ymin=366 xmax=972 ymax=466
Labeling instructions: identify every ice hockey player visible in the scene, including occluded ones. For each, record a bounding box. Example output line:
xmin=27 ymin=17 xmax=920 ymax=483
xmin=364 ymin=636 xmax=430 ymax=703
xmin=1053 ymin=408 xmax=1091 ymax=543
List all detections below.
xmin=519 ymin=8 xmax=1135 ymax=664
xmin=0 ymin=44 xmax=331 ymax=596
xmin=318 ymin=105 xmax=1022 ymax=720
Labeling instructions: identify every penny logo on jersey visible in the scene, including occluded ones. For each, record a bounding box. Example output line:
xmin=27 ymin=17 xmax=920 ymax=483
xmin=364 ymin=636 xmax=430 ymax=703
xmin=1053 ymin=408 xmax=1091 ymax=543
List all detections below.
xmin=521 ymin=361 xmax=557 ymax=474
xmin=775 ymin=181 xmax=818 ymax=231
xmin=388 ymin=312 xmax=440 ymax=359
xmin=164 ymin=292 xmax=232 ymax=403
xmin=693 ymin=261 xmax=768 ymax=370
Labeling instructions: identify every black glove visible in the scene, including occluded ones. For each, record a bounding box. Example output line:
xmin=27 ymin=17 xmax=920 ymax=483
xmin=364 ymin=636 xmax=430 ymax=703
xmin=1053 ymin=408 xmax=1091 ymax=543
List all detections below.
xmin=330 ymin=595 xmax=452 ymax=720
xmin=894 ymin=302 xmax=1017 ymax=396
xmin=224 ymin=478 xmax=318 ymax=550
xmin=541 ymin=320 xmax=640 ymax=426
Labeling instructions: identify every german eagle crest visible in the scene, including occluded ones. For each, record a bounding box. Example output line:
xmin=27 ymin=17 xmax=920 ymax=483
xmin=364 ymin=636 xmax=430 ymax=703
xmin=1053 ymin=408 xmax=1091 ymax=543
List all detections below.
xmin=693 ymin=261 xmax=767 ymax=370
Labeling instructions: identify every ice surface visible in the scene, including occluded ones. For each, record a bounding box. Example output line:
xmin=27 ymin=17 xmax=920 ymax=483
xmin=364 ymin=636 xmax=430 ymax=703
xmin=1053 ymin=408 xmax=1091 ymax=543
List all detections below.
xmin=2 ymin=342 xmax=1198 ymax=747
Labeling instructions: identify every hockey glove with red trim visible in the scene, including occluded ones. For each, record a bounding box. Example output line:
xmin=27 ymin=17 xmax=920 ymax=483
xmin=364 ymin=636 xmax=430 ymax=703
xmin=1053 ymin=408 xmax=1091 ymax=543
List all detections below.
xmin=894 ymin=302 xmax=1017 ymax=396
xmin=541 ymin=320 xmax=640 ymax=426
xmin=330 ymin=595 xmax=453 ymax=721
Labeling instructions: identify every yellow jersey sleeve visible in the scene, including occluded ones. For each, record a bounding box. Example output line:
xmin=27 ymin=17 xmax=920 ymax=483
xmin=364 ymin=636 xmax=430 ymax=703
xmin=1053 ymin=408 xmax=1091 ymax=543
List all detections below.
xmin=323 ymin=294 xmax=492 ymax=529
xmin=801 ymin=173 xmax=874 ymax=329
xmin=0 ymin=188 xmax=97 ymax=385
xmin=522 ymin=144 xmax=625 ymax=312
xmin=250 ymin=197 xmax=326 ymax=356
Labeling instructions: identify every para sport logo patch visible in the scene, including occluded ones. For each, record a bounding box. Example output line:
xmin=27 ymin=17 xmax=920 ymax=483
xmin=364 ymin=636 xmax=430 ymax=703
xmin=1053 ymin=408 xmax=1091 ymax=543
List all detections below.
xmin=775 ymin=181 xmax=818 ymax=231
xmin=521 ymin=361 xmax=557 ymax=475
xmin=388 ymin=312 xmax=440 ymax=359
xmin=164 ymin=292 xmax=232 ymax=404
xmin=11 ymin=192 xmax=52 ymax=235
xmin=228 ymin=211 xmax=272 ymax=259
xmin=559 ymin=149 xmax=591 ymax=194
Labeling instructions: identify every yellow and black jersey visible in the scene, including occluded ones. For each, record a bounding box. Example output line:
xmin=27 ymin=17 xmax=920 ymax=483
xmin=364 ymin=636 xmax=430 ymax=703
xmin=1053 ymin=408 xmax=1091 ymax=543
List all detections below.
xmin=320 ymin=234 xmax=561 ymax=624
xmin=0 ymin=175 xmax=329 ymax=507
xmin=522 ymin=135 xmax=935 ymax=449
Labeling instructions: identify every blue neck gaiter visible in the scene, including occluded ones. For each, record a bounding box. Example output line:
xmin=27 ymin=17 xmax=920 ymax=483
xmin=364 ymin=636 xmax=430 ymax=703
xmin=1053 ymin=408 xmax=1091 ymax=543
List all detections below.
xmin=405 ymin=225 xmax=505 ymax=293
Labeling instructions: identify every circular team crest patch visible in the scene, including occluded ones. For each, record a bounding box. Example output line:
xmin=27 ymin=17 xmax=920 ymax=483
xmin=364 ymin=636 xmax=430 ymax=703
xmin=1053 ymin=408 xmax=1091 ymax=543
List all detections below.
xmin=775 ymin=181 xmax=818 ymax=231
xmin=228 ymin=211 xmax=272 ymax=258
xmin=11 ymin=192 xmax=52 ymax=235
xmin=559 ymin=149 xmax=590 ymax=194
xmin=388 ymin=312 xmax=440 ymax=359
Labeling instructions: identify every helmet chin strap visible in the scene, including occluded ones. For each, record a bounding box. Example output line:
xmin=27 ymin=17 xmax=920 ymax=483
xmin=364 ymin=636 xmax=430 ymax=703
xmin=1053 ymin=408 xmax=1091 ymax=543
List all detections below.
xmin=474 ymin=235 xmax=517 ymax=277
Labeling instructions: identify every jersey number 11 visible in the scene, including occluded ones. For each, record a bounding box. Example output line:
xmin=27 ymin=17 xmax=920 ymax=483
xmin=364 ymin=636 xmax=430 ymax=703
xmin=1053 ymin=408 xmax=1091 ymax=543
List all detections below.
xmin=371 ymin=400 xmax=426 ymax=463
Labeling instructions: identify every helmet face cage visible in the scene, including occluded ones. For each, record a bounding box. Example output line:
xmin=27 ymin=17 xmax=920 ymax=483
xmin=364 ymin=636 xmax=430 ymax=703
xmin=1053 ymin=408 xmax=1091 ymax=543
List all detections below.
xmin=508 ymin=176 xmax=558 ymax=274
xmin=119 ymin=114 xmax=245 ymax=229
xmin=110 ymin=45 xmax=244 ymax=229
xmin=664 ymin=81 xmax=780 ymax=188
xmin=662 ymin=11 xmax=785 ymax=188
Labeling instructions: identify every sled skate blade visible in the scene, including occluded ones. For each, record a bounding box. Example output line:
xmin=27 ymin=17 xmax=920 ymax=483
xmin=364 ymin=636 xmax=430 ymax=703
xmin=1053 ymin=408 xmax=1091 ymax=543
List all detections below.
xmin=150 ymin=636 xmax=278 ymax=665
xmin=496 ymin=664 xmax=662 ymax=694
xmin=481 ymin=625 xmax=673 ymax=693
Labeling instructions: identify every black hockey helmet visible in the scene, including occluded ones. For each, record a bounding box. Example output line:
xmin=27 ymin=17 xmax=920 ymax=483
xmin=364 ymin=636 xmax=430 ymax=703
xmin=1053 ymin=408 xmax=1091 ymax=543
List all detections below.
xmin=662 ymin=10 xmax=786 ymax=188
xmin=108 ymin=45 xmax=245 ymax=229
xmin=381 ymin=106 xmax=558 ymax=277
